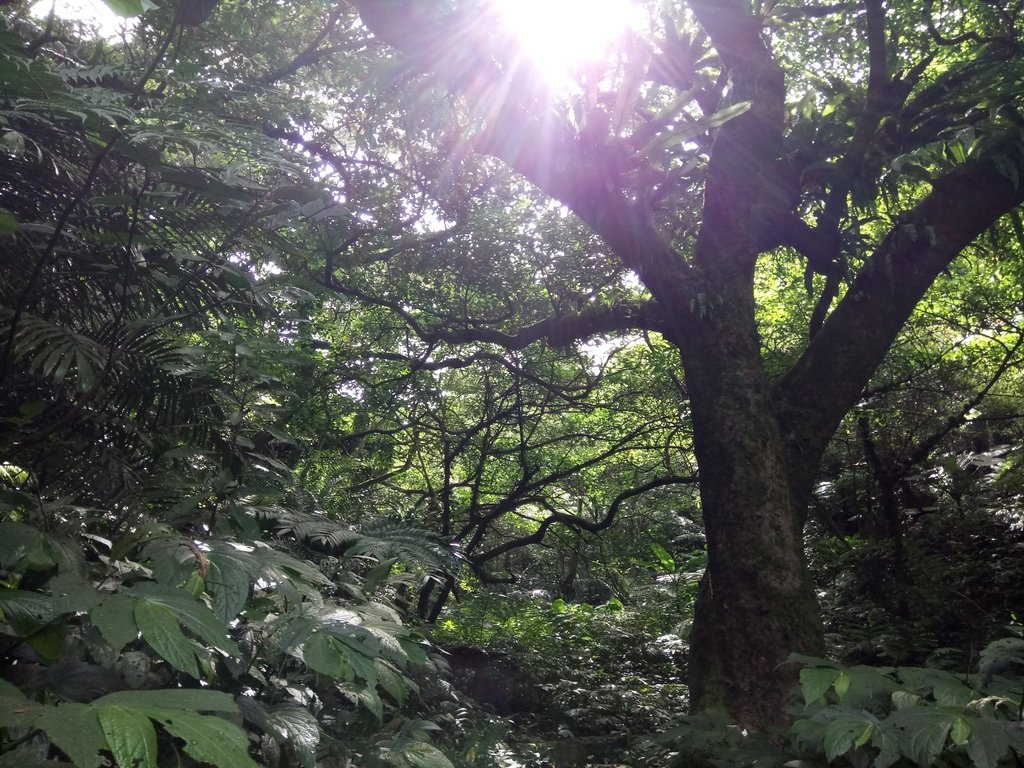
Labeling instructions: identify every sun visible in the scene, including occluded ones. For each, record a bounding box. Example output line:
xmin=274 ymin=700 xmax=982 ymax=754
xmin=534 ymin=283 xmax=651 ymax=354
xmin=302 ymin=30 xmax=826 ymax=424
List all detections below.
xmin=493 ymin=0 xmax=644 ymax=87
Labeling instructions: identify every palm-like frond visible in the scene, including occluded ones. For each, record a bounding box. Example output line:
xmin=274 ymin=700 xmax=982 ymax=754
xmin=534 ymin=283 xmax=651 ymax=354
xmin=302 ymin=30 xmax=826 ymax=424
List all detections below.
xmin=0 ymin=19 xmax=304 ymax=509
xmin=254 ymin=504 xmax=457 ymax=574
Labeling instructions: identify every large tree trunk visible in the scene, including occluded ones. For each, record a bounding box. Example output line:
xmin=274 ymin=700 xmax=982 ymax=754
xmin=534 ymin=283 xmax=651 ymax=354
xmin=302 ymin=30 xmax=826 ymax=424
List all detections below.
xmin=671 ymin=262 xmax=824 ymax=726
xmin=683 ymin=374 xmax=825 ymax=722
xmin=665 ymin=0 xmax=824 ymax=725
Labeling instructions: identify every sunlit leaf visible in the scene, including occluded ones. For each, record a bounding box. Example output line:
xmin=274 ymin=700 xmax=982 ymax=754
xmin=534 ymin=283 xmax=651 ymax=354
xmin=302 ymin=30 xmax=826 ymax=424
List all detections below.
xmin=98 ymin=705 xmax=159 ymax=768
xmin=135 ymin=599 xmax=200 ymax=678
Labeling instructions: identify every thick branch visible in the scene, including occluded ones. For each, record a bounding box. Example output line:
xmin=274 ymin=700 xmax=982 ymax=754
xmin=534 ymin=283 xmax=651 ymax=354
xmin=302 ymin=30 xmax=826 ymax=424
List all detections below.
xmin=325 ymin=276 xmax=665 ymax=348
xmin=689 ymin=0 xmax=786 ymax=272
xmin=824 ymin=0 xmax=890 ymax=223
xmin=350 ymin=0 xmax=692 ymax=326
xmin=778 ymin=135 xmax=1024 ymax=475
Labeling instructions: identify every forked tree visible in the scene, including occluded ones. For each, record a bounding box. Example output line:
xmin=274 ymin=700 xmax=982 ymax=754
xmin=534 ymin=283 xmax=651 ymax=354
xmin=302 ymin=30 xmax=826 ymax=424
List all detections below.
xmin=347 ymin=0 xmax=1024 ymax=726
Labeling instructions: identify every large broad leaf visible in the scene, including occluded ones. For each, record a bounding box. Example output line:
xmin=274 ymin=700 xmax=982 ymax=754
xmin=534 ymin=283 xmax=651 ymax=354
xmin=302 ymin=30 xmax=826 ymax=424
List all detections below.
xmin=978 ymin=637 xmax=1024 ymax=680
xmin=303 ymin=631 xmax=352 ymax=680
xmin=49 ymin=573 xmax=100 ymax=614
xmin=898 ymin=667 xmax=975 ymax=705
xmin=965 ymin=717 xmax=1012 ymax=768
xmin=135 ymin=598 xmax=200 ymax=678
xmin=129 ymin=582 xmax=239 ymax=656
xmin=266 ymin=705 xmax=319 ymax=768
xmin=98 ymin=705 xmax=158 ymax=768
xmin=822 ymin=710 xmax=875 ymax=761
xmin=0 ymin=521 xmax=42 ymax=568
xmin=0 ymin=588 xmax=55 ymax=633
xmin=143 ymin=709 xmax=261 ymax=768
xmin=0 ymin=678 xmax=26 ymax=701
xmin=888 ymin=707 xmax=955 ymax=765
xmin=206 ymin=560 xmax=250 ymax=623
xmin=327 ymin=631 xmax=379 ymax=686
xmin=0 ymin=745 xmax=65 ymax=767
xmin=90 ymin=593 xmax=141 ymax=652
xmin=800 ymin=666 xmax=841 ymax=705
xmin=96 ymin=688 xmax=239 ymax=712
xmin=871 ymin=722 xmax=903 ymax=768
xmin=32 ymin=703 xmax=107 ymax=768
xmin=0 ymin=704 xmax=108 ymax=768
xmin=344 ymin=684 xmax=383 ymax=721
xmin=376 ymin=659 xmax=409 ymax=707
xmin=239 ymin=700 xmax=319 ymax=768
xmin=400 ymin=741 xmax=456 ymax=768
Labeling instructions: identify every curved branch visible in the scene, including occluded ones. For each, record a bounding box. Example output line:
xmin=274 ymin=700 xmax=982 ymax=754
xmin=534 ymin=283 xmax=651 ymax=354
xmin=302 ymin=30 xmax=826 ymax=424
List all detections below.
xmin=779 ymin=134 xmax=1024 ymax=475
xmin=773 ymin=3 xmax=855 ymax=21
xmin=471 ymin=474 xmax=698 ymax=564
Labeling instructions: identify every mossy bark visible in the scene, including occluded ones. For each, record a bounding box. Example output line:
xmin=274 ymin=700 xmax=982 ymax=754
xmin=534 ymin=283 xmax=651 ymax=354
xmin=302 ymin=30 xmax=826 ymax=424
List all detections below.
xmin=671 ymin=275 xmax=825 ymax=728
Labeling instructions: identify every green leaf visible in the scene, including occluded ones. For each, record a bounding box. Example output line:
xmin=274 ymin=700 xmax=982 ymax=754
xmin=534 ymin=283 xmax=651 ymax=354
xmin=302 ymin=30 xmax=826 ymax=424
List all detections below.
xmin=129 ymin=583 xmax=239 ymax=656
xmin=0 ymin=745 xmax=62 ymax=768
xmin=822 ymin=711 xmax=874 ymax=761
xmin=91 ymin=594 xmax=140 ymax=652
xmin=144 ymin=709 xmax=261 ymax=768
xmin=0 ymin=589 xmax=55 ymax=635
xmin=979 ymin=637 xmax=1024 ymax=679
xmin=965 ymin=717 xmax=1011 ymax=768
xmin=264 ymin=704 xmax=319 ymax=768
xmin=0 ymin=678 xmax=27 ymax=701
xmin=376 ymin=659 xmax=408 ymax=706
xmin=891 ymin=690 xmax=922 ymax=709
xmin=705 ymin=100 xmax=752 ymax=129
xmin=303 ymin=631 xmax=351 ymax=680
xmin=96 ymin=688 xmax=239 ymax=712
xmin=0 ymin=208 xmax=17 ymax=236
xmin=400 ymin=741 xmax=456 ymax=768
xmin=889 ymin=708 xmax=954 ymax=766
xmin=399 ymin=637 xmax=428 ymax=665
xmin=833 ymin=670 xmax=851 ymax=699
xmin=36 ymin=703 xmax=107 ymax=768
xmin=0 ymin=521 xmax=41 ymax=567
xmin=951 ymin=716 xmax=971 ymax=746
xmin=207 ymin=560 xmax=250 ymax=623
xmin=135 ymin=598 xmax=200 ymax=678
xmin=49 ymin=572 xmax=100 ymax=613
xmin=353 ymin=684 xmax=383 ymax=720
xmin=98 ymin=705 xmax=158 ymax=768
xmin=872 ymin=723 xmax=902 ymax=768
xmin=649 ymin=542 xmax=675 ymax=572
xmin=932 ymin=678 xmax=975 ymax=707
xmin=99 ymin=0 xmax=144 ymax=16
xmin=328 ymin=632 xmax=379 ymax=685
xmin=800 ymin=666 xmax=841 ymax=704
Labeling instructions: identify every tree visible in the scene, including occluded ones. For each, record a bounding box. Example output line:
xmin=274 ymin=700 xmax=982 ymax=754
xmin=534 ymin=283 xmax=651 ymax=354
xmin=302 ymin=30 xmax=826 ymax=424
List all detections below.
xmin=343 ymin=0 xmax=1024 ymax=727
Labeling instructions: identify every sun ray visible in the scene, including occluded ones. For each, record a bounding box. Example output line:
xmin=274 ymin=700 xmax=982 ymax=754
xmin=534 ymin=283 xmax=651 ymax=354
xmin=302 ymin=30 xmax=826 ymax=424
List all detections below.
xmin=493 ymin=0 xmax=644 ymax=89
